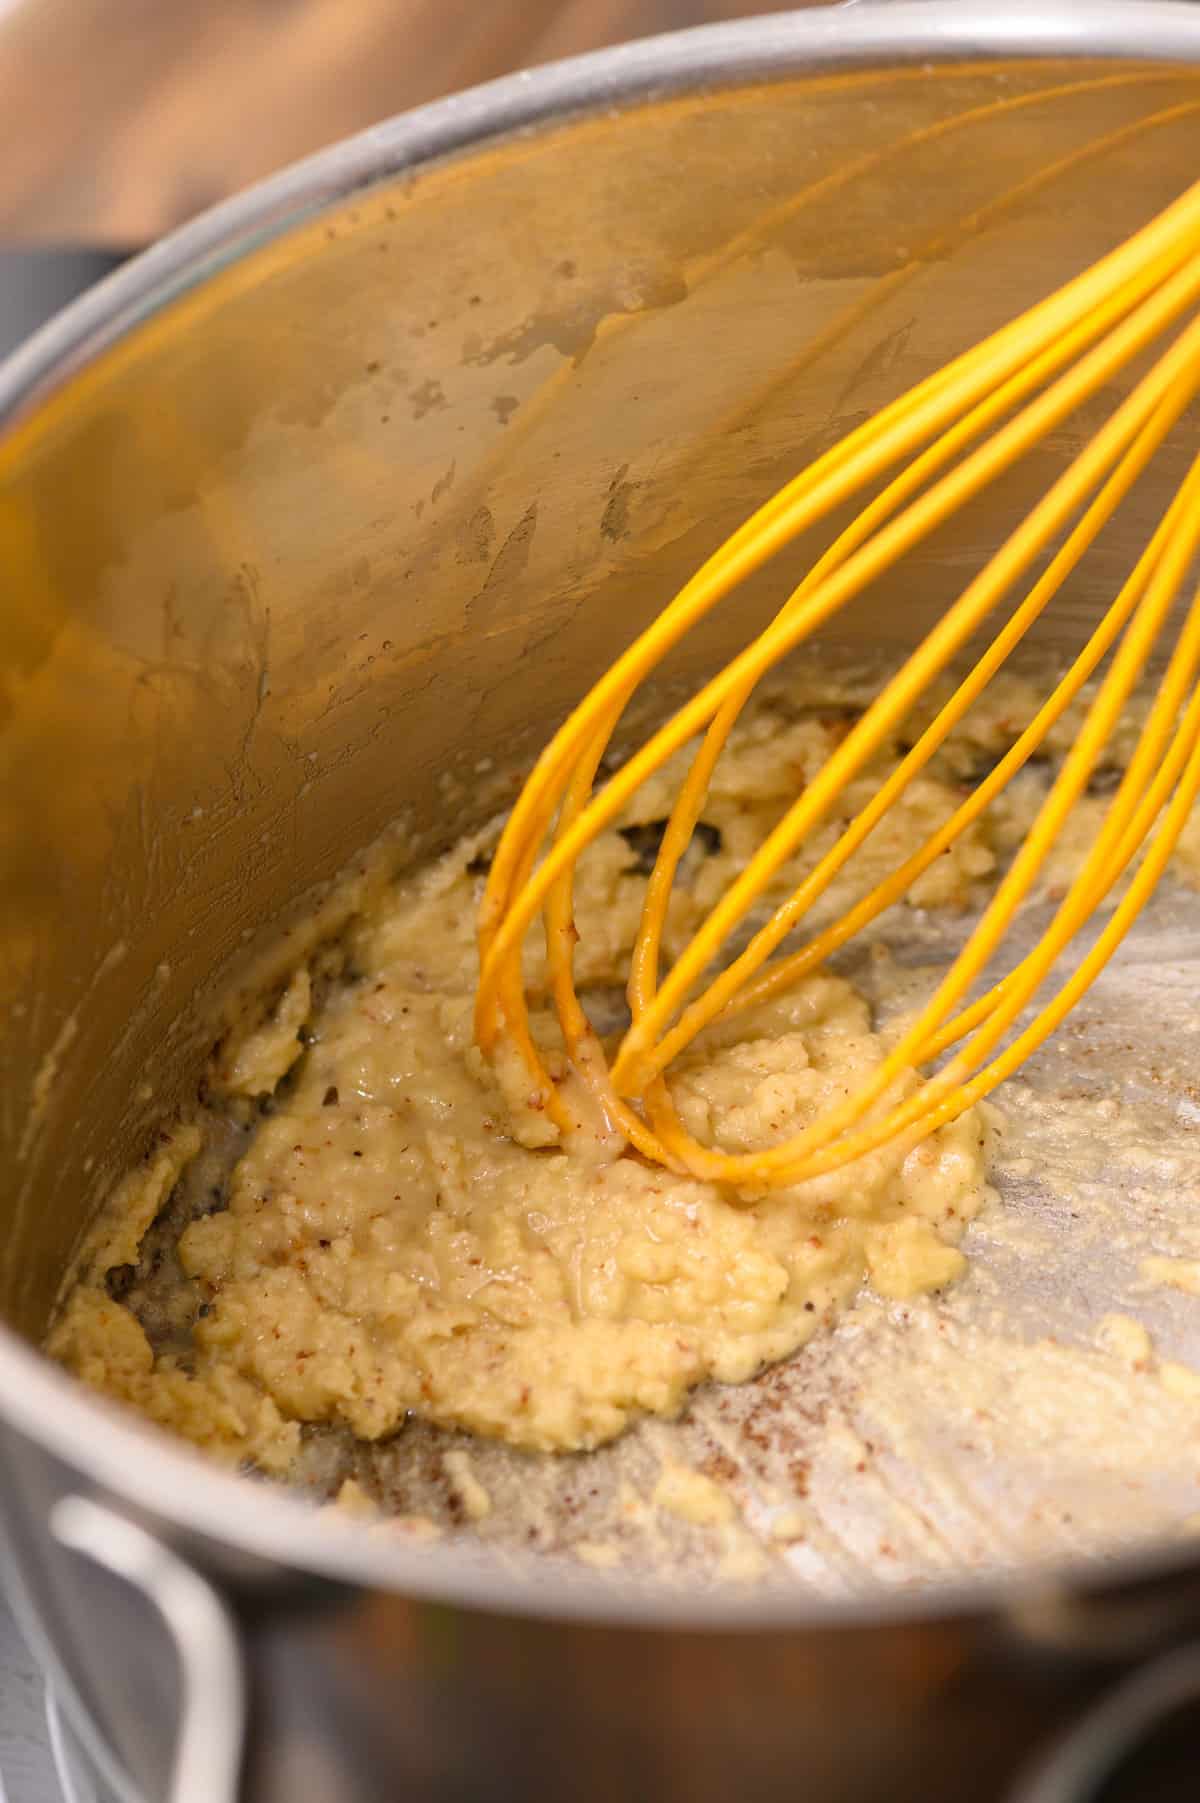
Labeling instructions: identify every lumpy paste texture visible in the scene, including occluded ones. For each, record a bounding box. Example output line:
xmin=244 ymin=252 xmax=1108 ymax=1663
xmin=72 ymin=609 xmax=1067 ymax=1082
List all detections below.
xmin=59 ymin=671 xmax=1130 ymax=1470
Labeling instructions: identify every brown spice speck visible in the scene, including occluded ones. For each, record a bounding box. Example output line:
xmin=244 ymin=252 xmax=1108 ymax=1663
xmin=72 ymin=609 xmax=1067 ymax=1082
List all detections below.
xmin=700 ymin=1451 xmax=738 ymax=1485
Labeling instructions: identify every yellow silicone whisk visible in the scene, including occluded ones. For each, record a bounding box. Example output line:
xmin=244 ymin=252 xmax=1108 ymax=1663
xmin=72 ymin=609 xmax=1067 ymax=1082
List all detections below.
xmin=475 ymin=177 xmax=1200 ymax=1189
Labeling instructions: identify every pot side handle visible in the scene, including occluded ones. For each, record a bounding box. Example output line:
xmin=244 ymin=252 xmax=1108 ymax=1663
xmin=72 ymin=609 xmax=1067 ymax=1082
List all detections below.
xmin=1008 ymin=1643 xmax=1200 ymax=1803
xmin=51 ymin=1494 xmax=246 ymax=1803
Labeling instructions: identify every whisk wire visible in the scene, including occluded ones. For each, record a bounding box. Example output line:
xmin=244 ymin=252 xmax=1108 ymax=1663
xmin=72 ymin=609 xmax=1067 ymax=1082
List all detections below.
xmin=477 ymin=182 xmax=1200 ymax=1011
xmin=477 ymin=176 xmax=1200 ymax=1190
xmin=690 ymin=449 xmax=1200 ymax=1183
xmin=652 ymin=388 xmax=1196 ymax=1049
xmin=735 ymin=467 xmax=1200 ymax=1182
xmin=607 ymin=293 xmax=1200 ymax=1098
xmin=621 ymin=258 xmax=1178 ymax=1033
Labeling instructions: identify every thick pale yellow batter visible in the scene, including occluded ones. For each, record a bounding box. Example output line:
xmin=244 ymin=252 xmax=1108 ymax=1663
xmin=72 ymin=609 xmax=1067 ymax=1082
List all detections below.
xmin=50 ymin=672 xmax=1022 ymax=1472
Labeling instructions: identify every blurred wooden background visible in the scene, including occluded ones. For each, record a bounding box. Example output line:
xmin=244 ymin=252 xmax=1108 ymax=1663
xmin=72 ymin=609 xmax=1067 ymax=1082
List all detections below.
xmin=0 ymin=0 xmax=805 ymax=243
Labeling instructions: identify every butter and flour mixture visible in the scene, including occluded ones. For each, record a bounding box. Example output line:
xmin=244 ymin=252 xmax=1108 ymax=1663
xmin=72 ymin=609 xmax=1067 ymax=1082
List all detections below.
xmin=51 ymin=668 xmax=1196 ymax=1483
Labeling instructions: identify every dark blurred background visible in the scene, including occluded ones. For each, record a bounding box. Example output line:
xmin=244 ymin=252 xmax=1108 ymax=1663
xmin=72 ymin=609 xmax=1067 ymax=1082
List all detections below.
xmin=0 ymin=0 xmax=817 ymax=245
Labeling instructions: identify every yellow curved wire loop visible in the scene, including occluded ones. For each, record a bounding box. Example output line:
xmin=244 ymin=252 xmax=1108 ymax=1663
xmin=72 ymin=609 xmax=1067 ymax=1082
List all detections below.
xmin=479 ymin=232 xmax=1200 ymax=1061
xmin=609 ymin=293 xmax=1200 ymax=1096
xmin=627 ymin=361 xmax=1198 ymax=1063
xmin=476 ymin=171 xmax=1200 ymax=1191
xmin=669 ymin=449 xmax=1200 ymax=1188
xmin=611 ymin=385 xmax=1199 ymax=1175
xmin=477 ymin=179 xmax=1200 ymax=1001
xmin=654 ymin=384 xmax=1194 ymax=1046
xmin=623 ymin=235 xmax=1196 ymax=1031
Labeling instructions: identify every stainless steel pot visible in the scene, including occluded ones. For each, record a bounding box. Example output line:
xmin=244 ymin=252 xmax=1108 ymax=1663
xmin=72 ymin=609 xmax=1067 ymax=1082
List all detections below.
xmin=5 ymin=6 xmax=1200 ymax=1800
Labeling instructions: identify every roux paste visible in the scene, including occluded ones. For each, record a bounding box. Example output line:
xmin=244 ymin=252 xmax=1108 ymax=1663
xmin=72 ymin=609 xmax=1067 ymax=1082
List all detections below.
xmin=52 ymin=670 xmax=1194 ymax=1474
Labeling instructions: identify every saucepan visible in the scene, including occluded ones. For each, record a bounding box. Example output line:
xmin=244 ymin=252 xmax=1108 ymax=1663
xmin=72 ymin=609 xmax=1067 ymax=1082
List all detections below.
xmin=4 ymin=5 xmax=1200 ymax=1800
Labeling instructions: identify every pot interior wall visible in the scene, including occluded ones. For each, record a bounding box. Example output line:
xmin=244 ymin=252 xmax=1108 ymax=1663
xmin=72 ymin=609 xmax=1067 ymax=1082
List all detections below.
xmin=2 ymin=56 xmax=1200 ymax=1341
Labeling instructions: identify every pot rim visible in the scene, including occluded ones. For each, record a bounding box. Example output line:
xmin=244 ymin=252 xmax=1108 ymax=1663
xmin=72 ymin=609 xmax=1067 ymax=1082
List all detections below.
xmin=3 ymin=0 xmax=1200 ymax=1627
